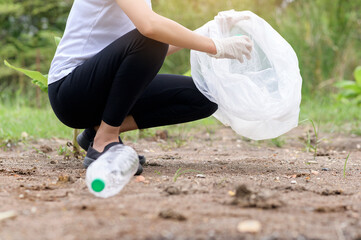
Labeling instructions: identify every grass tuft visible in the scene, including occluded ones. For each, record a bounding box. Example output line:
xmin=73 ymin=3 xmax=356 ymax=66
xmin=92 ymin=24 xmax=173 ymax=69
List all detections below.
xmin=173 ymin=167 xmax=202 ymax=182
xmin=343 ymin=153 xmax=350 ymax=178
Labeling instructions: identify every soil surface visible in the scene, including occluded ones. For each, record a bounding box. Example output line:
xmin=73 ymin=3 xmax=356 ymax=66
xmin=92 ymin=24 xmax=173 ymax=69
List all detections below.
xmin=0 ymin=125 xmax=360 ymax=240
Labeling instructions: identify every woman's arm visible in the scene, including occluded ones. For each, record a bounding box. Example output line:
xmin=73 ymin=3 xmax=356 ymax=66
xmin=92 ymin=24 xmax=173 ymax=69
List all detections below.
xmin=116 ymin=0 xmax=217 ymax=55
xmin=167 ymin=45 xmax=183 ymax=56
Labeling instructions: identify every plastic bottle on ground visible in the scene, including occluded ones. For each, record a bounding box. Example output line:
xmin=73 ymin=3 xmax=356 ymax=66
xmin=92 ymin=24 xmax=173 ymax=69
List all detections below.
xmin=86 ymin=144 xmax=139 ymax=198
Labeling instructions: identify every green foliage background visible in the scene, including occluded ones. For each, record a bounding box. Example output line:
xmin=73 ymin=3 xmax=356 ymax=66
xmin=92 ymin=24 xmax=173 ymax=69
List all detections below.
xmin=0 ymin=0 xmax=72 ymax=106
xmin=0 ymin=0 xmax=360 ymax=141
xmin=1 ymin=0 xmax=360 ymax=101
xmin=153 ymin=0 xmax=361 ymax=95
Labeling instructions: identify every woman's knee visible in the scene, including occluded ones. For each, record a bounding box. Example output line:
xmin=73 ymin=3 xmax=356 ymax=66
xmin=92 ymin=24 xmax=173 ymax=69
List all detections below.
xmin=130 ymin=28 xmax=169 ymax=60
xmin=142 ymin=37 xmax=169 ymax=63
xmin=188 ymin=88 xmax=218 ymax=118
xmin=199 ymin=99 xmax=218 ymax=118
xmin=111 ymin=29 xmax=168 ymax=64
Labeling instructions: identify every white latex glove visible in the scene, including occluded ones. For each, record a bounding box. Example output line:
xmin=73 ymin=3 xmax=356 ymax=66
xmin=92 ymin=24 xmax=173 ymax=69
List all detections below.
xmin=209 ymin=36 xmax=253 ymax=63
xmin=194 ymin=10 xmax=253 ymax=63
xmin=215 ymin=11 xmax=251 ymax=34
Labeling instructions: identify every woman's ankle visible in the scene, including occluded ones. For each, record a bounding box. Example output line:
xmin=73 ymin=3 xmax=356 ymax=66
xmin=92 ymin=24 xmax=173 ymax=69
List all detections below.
xmin=93 ymin=121 xmax=121 ymax=152
xmin=92 ymin=136 xmax=119 ymax=152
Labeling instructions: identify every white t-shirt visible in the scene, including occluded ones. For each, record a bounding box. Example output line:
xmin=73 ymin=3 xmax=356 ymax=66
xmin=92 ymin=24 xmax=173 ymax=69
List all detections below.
xmin=48 ymin=0 xmax=152 ymax=85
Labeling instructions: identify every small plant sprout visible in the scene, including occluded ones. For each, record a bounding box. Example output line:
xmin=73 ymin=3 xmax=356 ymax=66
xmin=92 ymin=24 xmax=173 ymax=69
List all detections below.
xmin=174 ymin=138 xmax=187 ymax=148
xmin=309 ymin=119 xmax=320 ymax=160
xmin=173 ymin=167 xmax=201 ymax=182
xmin=270 ymin=137 xmax=285 ymax=148
xmin=216 ymin=177 xmax=229 ymax=188
xmin=343 ymin=153 xmax=350 ymax=178
xmin=300 ymin=119 xmax=324 ymax=161
xmin=32 ymin=146 xmax=44 ymax=155
xmin=57 ymin=145 xmax=72 ymax=158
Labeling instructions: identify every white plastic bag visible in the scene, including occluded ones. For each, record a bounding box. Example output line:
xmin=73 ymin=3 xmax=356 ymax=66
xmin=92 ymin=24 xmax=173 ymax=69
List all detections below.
xmin=191 ymin=10 xmax=302 ymax=140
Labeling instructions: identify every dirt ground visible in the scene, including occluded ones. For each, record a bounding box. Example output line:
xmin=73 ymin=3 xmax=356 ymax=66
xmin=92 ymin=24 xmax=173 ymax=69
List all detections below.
xmin=0 ymin=125 xmax=360 ymax=240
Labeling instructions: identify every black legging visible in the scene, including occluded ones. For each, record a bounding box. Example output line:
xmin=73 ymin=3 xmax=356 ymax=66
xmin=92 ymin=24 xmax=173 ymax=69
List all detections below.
xmin=48 ymin=29 xmax=218 ymax=129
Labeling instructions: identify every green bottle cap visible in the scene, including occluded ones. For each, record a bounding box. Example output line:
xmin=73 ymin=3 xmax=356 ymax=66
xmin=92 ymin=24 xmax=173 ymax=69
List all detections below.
xmin=91 ymin=179 xmax=105 ymax=192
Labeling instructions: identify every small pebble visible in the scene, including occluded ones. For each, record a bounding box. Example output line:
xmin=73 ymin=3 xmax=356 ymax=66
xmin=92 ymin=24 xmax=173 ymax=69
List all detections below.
xmin=0 ymin=211 xmax=17 ymax=222
xmin=31 ymin=207 xmax=37 ymax=213
xmin=135 ymin=176 xmax=146 ymax=183
xmin=237 ymin=220 xmax=262 ymax=233
xmin=228 ymin=190 xmax=236 ymax=196
xmin=322 ymin=168 xmax=329 ymax=171
xmin=162 ymin=176 xmax=169 ymax=182
xmin=311 ymin=170 xmax=319 ymax=175
xmin=164 ymin=186 xmax=181 ymax=195
xmin=159 ymin=209 xmax=187 ymax=221
xmin=196 ymin=174 xmax=206 ymax=178
xmin=291 ymin=180 xmax=297 ymax=184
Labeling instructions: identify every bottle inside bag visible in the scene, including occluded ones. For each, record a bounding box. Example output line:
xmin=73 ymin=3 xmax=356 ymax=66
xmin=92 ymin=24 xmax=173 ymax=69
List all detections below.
xmin=229 ymin=26 xmax=280 ymax=97
xmin=190 ymin=10 xmax=302 ymax=140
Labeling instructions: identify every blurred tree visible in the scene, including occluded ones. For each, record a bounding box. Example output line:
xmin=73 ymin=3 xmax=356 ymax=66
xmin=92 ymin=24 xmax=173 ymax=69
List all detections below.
xmin=0 ymin=0 xmax=72 ymax=105
xmin=1 ymin=0 xmax=360 ymax=103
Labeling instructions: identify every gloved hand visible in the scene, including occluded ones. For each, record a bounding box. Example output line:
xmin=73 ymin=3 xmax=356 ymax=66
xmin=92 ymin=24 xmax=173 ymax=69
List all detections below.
xmin=194 ymin=11 xmax=253 ymax=63
xmin=209 ymin=35 xmax=253 ymax=63
xmin=215 ymin=12 xmax=250 ymax=34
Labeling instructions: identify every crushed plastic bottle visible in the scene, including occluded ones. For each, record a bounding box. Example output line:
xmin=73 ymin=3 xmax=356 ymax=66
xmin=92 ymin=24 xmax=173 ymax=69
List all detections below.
xmin=86 ymin=144 xmax=139 ymax=198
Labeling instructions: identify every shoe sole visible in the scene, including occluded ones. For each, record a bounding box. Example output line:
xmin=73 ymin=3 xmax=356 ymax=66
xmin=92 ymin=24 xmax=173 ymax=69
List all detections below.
xmin=83 ymin=156 xmax=95 ymax=169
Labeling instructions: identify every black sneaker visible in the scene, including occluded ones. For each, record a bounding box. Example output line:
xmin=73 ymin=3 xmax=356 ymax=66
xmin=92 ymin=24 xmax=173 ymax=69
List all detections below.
xmin=77 ymin=128 xmax=146 ymax=165
xmin=83 ymin=142 xmax=143 ymax=176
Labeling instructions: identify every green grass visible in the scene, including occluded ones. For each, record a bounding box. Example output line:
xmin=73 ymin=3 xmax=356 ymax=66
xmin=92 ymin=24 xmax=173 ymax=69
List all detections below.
xmin=299 ymin=96 xmax=361 ymax=135
xmin=343 ymin=153 xmax=350 ymax=178
xmin=0 ymin=102 xmax=220 ymax=144
xmin=122 ymin=116 xmax=220 ymax=143
xmin=301 ymin=119 xmax=321 ymax=160
xmin=0 ymin=94 xmax=360 ymax=145
xmin=0 ymin=103 xmax=72 ymax=142
xmin=173 ymin=168 xmax=202 ymax=182
xmin=270 ymin=137 xmax=286 ymax=148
